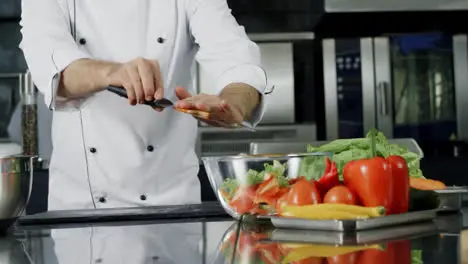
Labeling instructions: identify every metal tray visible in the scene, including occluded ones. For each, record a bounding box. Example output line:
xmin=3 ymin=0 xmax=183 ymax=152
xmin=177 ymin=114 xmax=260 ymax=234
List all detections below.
xmin=269 ymin=221 xmax=438 ymax=245
xmin=435 ymin=186 xmax=468 ymax=212
xmin=270 ymin=209 xmax=437 ymax=231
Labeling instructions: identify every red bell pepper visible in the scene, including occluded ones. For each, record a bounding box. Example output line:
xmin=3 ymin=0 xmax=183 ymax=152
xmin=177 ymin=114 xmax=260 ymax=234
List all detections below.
xmin=386 ymin=156 xmax=410 ymax=214
xmin=391 ymin=240 xmax=411 ymax=264
xmin=343 ymin=157 xmax=394 ymax=214
xmin=317 ymin=157 xmax=340 ymax=196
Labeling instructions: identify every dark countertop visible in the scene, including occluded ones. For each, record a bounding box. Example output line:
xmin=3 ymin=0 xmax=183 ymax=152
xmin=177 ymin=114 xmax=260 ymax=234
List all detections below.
xmin=2 ymin=203 xmax=468 ymax=263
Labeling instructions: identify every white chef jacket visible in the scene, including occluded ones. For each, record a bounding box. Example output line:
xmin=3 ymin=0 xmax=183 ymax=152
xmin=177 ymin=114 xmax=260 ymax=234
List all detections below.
xmin=20 ymin=0 xmax=267 ymax=211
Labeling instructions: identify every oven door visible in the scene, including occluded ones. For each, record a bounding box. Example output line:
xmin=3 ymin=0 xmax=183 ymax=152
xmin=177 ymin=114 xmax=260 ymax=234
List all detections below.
xmin=323 ymin=33 xmax=468 ymax=141
xmin=371 ymin=33 xmax=468 ymax=141
xmin=323 ymin=38 xmax=370 ymax=139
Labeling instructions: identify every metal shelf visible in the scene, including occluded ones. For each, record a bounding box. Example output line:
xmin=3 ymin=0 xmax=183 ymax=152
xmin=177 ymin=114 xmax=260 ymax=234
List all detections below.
xmin=248 ymin=32 xmax=315 ymax=42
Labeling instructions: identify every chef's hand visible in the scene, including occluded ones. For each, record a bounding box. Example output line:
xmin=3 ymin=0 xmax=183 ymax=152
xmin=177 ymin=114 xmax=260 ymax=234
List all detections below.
xmin=106 ymin=58 xmax=164 ymax=105
xmin=174 ymin=86 xmax=244 ymax=127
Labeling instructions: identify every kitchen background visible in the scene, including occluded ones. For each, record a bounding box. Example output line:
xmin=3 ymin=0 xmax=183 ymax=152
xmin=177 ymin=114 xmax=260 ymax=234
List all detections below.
xmin=2 ymin=0 xmax=468 ymax=213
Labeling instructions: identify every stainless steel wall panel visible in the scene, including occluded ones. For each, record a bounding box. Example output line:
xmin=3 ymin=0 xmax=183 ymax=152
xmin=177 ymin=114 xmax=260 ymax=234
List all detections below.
xmin=323 ymin=39 xmax=338 ymax=140
xmin=360 ymin=38 xmax=376 ymax=135
xmin=453 ymin=35 xmax=468 ymax=140
xmin=325 ymin=0 xmax=468 ymax=12
xmin=374 ymin=37 xmax=394 ymax=138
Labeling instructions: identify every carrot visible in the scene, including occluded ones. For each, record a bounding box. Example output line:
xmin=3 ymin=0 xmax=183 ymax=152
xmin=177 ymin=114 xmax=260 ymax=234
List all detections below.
xmin=410 ymin=177 xmax=446 ymax=190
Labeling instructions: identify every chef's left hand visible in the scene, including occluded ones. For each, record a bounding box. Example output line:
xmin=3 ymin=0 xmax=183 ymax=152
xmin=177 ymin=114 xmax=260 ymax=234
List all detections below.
xmin=174 ymin=86 xmax=244 ymax=127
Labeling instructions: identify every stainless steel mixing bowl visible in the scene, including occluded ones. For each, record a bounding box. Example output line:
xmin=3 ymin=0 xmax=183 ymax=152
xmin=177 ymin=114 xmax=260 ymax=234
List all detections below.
xmin=0 ymin=155 xmax=35 ymax=233
xmin=202 ymin=153 xmax=331 ymax=219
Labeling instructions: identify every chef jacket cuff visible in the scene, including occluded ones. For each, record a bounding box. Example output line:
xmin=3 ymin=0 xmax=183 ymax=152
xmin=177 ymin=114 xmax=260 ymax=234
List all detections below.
xmin=216 ymin=65 xmax=268 ymax=128
xmin=48 ymin=48 xmax=91 ymax=111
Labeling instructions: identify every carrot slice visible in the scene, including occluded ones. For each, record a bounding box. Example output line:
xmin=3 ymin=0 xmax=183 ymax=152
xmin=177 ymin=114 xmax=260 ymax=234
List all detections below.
xmin=410 ymin=177 xmax=446 ymax=190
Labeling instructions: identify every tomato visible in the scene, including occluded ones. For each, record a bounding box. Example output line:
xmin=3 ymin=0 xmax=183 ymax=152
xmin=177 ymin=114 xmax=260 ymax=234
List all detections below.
xmin=286 ymin=179 xmax=322 ymax=206
xmin=386 ymin=156 xmax=410 ymax=214
xmin=289 ymin=176 xmax=306 ymax=185
xmin=326 ymin=252 xmax=359 ymax=264
xmin=324 ymin=186 xmax=359 ymax=205
xmin=290 ymin=257 xmax=323 ymax=264
xmin=318 ymin=157 xmax=340 ymax=194
xmin=229 ymin=187 xmax=256 ymax=214
xmin=343 ymin=157 xmax=393 ymax=214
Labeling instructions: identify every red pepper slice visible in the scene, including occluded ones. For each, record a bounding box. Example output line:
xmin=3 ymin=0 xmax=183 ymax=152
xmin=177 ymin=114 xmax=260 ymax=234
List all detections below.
xmin=229 ymin=187 xmax=256 ymax=214
xmin=256 ymin=175 xmax=280 ymax=198
xmin=318 ymin=157 xmax=340 ymax=195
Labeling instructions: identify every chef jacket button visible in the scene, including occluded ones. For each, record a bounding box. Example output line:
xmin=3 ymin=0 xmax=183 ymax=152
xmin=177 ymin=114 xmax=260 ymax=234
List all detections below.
xmin=140 ymin=195 xmax=147 ymax=201
xmin=95 ymin=259 xmax=102 ymax=263
xmin=90 ymin=147 xmax=97 ymax=153
xmin=157 ymin=37 xmax=165 ymax=44
xmin=147 ymin=145 xmax=154 ymax=152
xmin=79 ymin=38 xmax=87 ymax=45
xmin=98 ymin=197 xmax=106 ymax=203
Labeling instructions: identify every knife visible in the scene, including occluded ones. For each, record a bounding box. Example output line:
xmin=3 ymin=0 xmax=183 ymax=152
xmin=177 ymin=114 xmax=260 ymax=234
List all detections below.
xmin=106 ymin=86 xmax=174 ymax=109
xmin=105 ymin=86 xmax=256 ymax=131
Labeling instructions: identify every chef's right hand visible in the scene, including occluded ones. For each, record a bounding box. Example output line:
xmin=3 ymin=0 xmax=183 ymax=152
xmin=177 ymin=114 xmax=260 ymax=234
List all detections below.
xmin=106 ymin=58 xmax=164 ymax=105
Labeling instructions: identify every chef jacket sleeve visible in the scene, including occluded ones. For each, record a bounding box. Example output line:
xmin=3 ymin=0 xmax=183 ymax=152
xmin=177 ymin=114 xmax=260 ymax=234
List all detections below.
xmin=19 ymin=0 xmax=92 ymax=111
xmin=186 ymin=0 xmax=268 ymax=127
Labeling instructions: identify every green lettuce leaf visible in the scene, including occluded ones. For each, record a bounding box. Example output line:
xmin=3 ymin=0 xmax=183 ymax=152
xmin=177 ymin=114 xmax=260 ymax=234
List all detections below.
xmin=304 ymin=129 xmax=425 ymax=180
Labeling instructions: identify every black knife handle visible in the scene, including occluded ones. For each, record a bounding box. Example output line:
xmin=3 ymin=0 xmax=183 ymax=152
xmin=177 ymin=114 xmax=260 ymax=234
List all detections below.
xmin=106 ymin=86 xmax=173 ymax=108
xmin=106 ymin=86 xmax=129 ymax=98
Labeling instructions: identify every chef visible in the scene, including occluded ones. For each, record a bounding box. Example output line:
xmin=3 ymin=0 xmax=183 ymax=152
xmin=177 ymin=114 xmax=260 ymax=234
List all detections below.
xmin=20 ymin=0 xmax=267 ymax=211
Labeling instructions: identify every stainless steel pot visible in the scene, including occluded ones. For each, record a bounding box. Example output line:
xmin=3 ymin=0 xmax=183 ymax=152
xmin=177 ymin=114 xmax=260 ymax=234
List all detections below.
xmin=0 ymin=155 xmax=35 ymax=233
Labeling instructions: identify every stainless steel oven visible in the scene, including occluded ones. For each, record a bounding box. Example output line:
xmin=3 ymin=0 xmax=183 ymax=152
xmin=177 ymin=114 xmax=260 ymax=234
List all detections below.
xmin=323 ymin=33 xmax=468 ymax=141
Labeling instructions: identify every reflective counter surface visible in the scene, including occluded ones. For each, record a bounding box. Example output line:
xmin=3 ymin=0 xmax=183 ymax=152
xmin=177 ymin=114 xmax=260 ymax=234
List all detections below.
xmin=2 ymin=204 xmax=468 ymax=263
